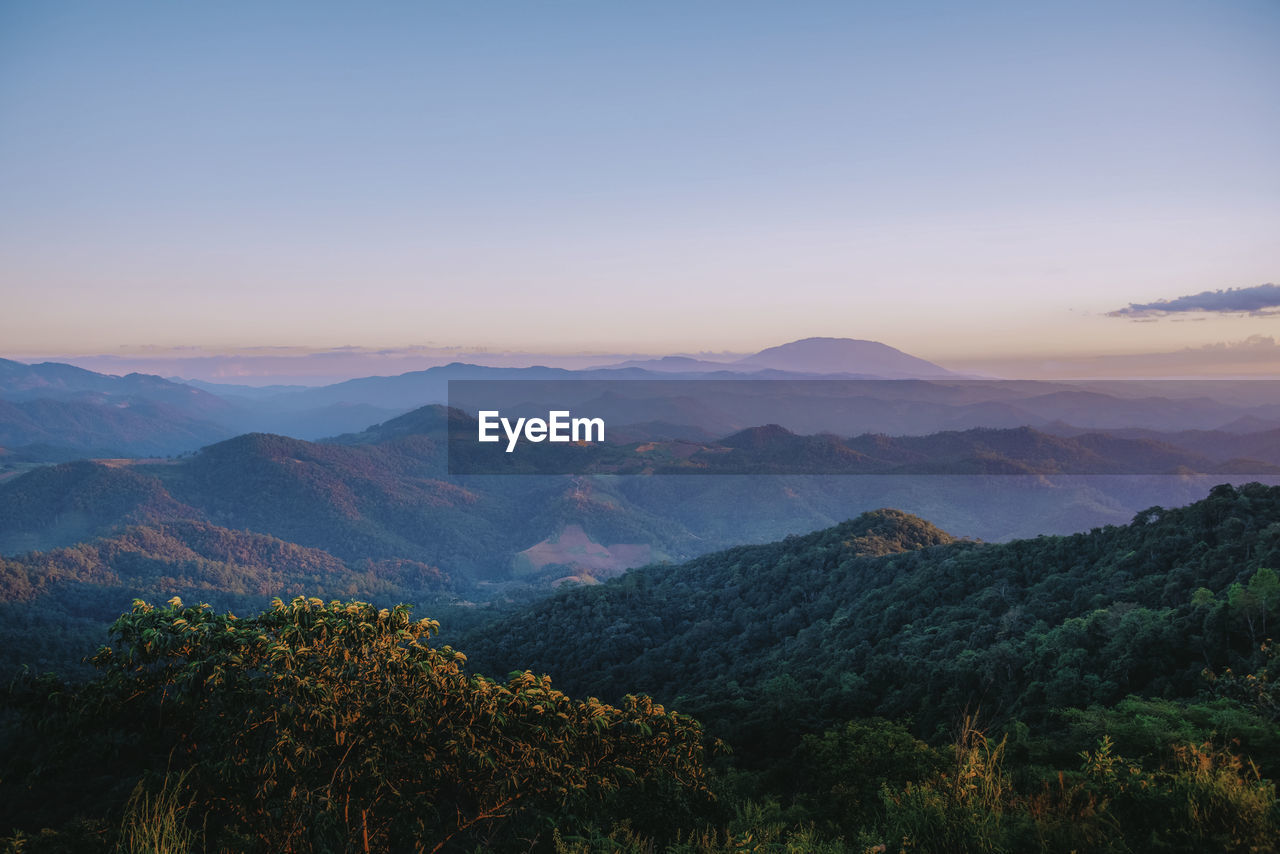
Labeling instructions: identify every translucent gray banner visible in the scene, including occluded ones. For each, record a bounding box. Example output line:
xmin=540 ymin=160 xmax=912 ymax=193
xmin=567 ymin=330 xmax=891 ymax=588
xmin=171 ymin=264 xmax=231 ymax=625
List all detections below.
xmin=446 ymin=378 xmax=1280 ymax=475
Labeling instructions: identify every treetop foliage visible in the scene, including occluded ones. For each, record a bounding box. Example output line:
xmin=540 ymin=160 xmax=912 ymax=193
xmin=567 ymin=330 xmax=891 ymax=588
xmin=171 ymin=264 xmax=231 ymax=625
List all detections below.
xmin=3 ymin=596 xmax=713 ymax=853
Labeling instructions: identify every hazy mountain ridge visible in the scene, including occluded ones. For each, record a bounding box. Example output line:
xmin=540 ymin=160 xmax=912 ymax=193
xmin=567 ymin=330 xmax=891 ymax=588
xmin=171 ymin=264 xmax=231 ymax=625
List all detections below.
xmin=438 ymin=399 xmax=1280 ymax=475
xmin=4 ymin=405 xmax=1279 ymax=591
xmin=602 ymin=423 xmax=1280 ymax=475
xmin=8 ymin=342 xmax=1280 ymax=463
xmin=0 ymin=395 xmax=234 ymax=459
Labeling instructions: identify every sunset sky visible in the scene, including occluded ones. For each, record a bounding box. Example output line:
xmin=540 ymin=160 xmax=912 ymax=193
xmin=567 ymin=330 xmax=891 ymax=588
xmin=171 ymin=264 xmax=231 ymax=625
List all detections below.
xmin=2 ymin=1 xmax=1277 ymax=377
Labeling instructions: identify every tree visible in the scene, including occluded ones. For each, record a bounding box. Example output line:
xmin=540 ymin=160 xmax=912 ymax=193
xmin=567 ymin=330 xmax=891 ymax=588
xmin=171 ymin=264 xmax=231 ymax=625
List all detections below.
xmin=1248 ymin=567 xmax=1279 ymax=638
xmin=32 ymin=596 xmax=712 ymax=852
xmin=1229 ymin=568 xmax=1280 ymax=648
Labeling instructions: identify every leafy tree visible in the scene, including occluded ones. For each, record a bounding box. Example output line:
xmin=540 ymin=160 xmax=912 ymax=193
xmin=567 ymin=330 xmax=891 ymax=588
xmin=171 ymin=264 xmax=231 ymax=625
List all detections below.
xmin=791 ymin=718 xmax=944 ymax=835
xmin=6 ymin=596 xmax=712 ymax=852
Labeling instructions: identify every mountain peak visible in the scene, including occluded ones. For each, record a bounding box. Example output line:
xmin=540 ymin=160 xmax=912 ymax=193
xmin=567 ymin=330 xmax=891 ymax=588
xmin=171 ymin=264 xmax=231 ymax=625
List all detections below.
xmin=829 ymin=508 xmax=958 ymax=555
xmin=735 ymin=338 xmax=952 ymax=378
xmin=719 ymin=423 xmax=797 ymax=449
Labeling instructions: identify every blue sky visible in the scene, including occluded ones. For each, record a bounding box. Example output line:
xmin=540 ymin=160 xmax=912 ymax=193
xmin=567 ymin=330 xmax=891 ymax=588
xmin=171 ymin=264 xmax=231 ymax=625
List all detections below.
xmin=2 ymin=0 xmax=1277 ymax=372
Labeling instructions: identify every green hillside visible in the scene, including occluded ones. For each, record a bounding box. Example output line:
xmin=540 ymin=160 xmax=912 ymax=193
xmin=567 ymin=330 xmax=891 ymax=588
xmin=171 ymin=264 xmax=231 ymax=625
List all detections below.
xmin=463 ymin=484 xmax=1280 ymax=752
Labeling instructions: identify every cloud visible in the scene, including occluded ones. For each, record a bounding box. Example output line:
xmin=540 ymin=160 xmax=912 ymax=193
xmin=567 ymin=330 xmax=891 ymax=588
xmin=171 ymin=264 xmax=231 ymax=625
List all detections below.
xmin=1107 ymin=283 xmax=1280 ymax=319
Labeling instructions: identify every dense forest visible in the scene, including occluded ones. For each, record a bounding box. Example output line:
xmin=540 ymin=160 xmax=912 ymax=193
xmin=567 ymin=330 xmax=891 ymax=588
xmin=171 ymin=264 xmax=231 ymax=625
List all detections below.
xmin=2 ymin=484 xmax=1279 ymax=851
xmin=463 ymin=485 xmax=1280 ymax=751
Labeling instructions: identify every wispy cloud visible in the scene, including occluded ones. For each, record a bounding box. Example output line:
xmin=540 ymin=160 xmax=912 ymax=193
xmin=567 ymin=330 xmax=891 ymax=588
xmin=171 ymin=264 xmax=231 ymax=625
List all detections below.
xmin=1108 ymin=283 xmax=1280 ymax=319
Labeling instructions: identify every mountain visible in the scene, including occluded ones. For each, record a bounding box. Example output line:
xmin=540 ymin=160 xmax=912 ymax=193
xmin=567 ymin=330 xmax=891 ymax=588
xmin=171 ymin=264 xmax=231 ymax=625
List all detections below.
xmin=274 ymin=363 xmax=582 ymax=410
xmin=258 ymin=339 xmax=955 ymax=415
xmin=10 ymin=349 xmax=1280 ymax=462
xmin=443 ymin=376 xmax=1280 ymax=441
xmin=0 ymin=358 xmax=413 ymax=456
xmin=733 ymin=337 xmax=955 ymax=377
xmin=455 ymin=419 xmax=1279 ymax=476
xmin=5 ymin=405 xmax=1276 ymax=590
xmin=174 ymin=378 xmax=312 ymax=398
xmin=599 ymin=338 xmax=957 ymax=378
xmin=593 ymin=355 xmax=744 ymax=372
xmin=0 ymin=418 xmax=703 ymax=585
xmin=459 ymin=482 xmax=1280 ymax=747
xmin=0 ymin=359 xmax=238 ymax=457
xmin=1044 ymin=426 xmax=1280 ymax=467
xmin=0 ymin=459 xmax=192 ymax=554
xmin=0 ymin=396 xmax=233 ymax=459
xmin=0 ymin=519 xmax=447 ymax=606
xmin=325 ymin=403 xmax=460 ymax=445
xmin=0 ymin=358 xmax=232 ymax=414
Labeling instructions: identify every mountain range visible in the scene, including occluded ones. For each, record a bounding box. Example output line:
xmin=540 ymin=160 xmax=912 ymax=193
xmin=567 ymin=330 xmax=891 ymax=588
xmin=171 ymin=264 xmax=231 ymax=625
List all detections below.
xmin=3 ymin=402 xmax=1276 ymax=615
xmin=449 ymin=416 xmax=1280 ymax=476
xmin=2 ymin=336 xmax=1279 ymax=675
xmin=9 ymin=339 xmax=1280 ymax=465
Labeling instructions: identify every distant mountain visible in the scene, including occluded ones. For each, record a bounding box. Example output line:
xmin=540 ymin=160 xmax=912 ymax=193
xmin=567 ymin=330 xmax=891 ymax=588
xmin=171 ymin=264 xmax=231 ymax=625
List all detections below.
xmin=0 ymin=358 xmax=230 ymax=414
xmin=174 ymin=378 xmax=312 ymax=398
xmin=11 ymin=349 xmax=1280 ymax=462
xmin=733 ymin=337 xmax=955 ymax=378
xmin=594 ymin=355 xmax=742 ymax=372
xmin=0 ymin=396 xmax=233 ymax=458
xmin=278 ymin=363 xmax=581 ymax=410
xmin=1216 ymin=414 xmax=1280 ymax=434
xmin=325 ymin=403 xmax=462 ymax=445
xmin=1042 ymin=425 xmax=1280 ymax=467
xmin=599 ymin=338 xmax=956 ymax=378
xmin=0 ymin=358 xmax=410 ymax=457
xmin=453 ymin=417 xmax=1279 ymax=476
xmin=0 ymin=359 xmax=239 ymax=457
xmin=0 ymin=459 xmax=192 ymax=554
xmin=719 ymin=424 xmax=1277 ymax=475
xmin=0 ymin=422 xmax=699 ymax=583
xmin=218 ymin=401 xmax=409 ymax=441
xmin=4 ymin=403 xmax=1275 ymax=586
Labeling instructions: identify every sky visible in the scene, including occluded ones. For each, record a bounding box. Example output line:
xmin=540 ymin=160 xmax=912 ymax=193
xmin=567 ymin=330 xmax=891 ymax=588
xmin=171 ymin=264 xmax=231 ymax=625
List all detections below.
xmin=2 ymin=0 xmax=1278 ymax=377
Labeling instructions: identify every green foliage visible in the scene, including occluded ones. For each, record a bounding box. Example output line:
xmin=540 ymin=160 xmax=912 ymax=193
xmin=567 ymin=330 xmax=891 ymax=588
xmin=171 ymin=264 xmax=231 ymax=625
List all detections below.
xmin=791 ymin=718 xmax=945 ymax=835
xmin=6 ymin=484 xmax=1280 ymax=851
xmin=1060 ymin=695 xmax=1280 ymax=777
xmin=1227 ymin=567 xmax=1280 ymax=647
xmin=0 ymin=518 xmax=453 ymax=679
xmin=3 ymin=597 xmax=712 ymax=852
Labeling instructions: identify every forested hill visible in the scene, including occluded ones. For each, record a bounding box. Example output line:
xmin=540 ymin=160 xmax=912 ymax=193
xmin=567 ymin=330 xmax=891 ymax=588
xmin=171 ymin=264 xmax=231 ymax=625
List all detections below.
xmin=461 ymin=482 xmax=1280 ymax=745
